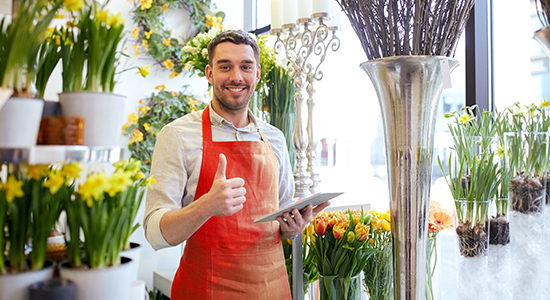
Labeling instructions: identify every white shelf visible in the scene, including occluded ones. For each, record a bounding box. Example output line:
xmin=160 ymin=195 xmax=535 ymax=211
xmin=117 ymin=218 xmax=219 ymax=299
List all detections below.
xmin=0 ymin=145 xmax=123 ymax=165
xmin=153 ymin=269 xmax=176 ymax=298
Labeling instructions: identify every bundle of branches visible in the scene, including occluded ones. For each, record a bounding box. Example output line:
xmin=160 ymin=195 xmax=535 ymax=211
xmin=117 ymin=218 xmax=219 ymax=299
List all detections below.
xmin=336 ymin=0 xmax=475 ymax=60
xmin=536 ymin=0 xmax=550 ymax=27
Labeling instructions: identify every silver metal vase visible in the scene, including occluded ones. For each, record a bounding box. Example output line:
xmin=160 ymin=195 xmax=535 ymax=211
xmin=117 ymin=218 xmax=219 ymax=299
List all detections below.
xmin=360 ymin=56 xmax=458 ymax=300
xmin=534 ymin=26 xmax=550 ymax=56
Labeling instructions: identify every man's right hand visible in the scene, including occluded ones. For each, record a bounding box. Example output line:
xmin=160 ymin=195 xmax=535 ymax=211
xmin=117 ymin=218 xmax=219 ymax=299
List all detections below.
xmin=206 ymin=153 xmax=246 ymax=216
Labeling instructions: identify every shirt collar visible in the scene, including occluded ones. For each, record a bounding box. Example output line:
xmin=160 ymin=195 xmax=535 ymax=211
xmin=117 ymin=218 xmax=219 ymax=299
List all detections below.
xmin=208 ymin=106 xmax=258 ymax=132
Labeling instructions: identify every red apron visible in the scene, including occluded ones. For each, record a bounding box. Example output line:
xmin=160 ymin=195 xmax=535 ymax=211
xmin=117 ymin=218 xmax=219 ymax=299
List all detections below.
xmin=170 ymin=106 xmax=291 ymax=300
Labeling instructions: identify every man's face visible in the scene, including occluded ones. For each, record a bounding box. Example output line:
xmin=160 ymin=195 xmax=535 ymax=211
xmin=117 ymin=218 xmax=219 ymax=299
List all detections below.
xmin=205 ymin=42 xmax=260 ymax=112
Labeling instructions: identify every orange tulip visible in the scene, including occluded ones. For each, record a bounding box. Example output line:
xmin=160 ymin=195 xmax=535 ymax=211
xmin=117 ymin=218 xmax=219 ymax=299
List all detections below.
xmin=333 ymin=223 xmax=347 ymax=240
xmin=314 ymin=218 xmax=328 ymax=236
xmin=355 ymin=223 xmax=370 ymax=242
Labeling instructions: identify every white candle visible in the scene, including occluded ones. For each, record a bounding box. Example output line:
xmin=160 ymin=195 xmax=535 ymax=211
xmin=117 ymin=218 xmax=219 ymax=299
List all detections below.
xmin=312 ymin=0 xmax=330 ymax=15
xmin=327 ymin=1 xmax=341 ymax=28
xmin=297 ymin=0 xmax=312 ymax=20
xmin=271 ymin=0 xmax=283 ymax=30
xmin=283 ymin=0 xmax=298 ymax=25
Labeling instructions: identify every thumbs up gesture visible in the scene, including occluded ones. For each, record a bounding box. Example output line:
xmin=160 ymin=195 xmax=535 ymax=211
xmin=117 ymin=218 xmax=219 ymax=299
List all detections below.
xmin=207 ymin=154 xmax=246 ymax=217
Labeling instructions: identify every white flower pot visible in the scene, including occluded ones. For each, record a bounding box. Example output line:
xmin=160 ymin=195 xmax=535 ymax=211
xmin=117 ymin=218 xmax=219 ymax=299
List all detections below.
xmin=58 ymin=92 xmax=126 ymax=147
xmin=0 ymin=97 xmax=44 ymax=148
xmin=59 ymin=257 xmax=133 ymax=300
xmin=0 ymin=261 xmax=54 ymax=300
xmin=121 ymin=242 xmax=142 ymax=281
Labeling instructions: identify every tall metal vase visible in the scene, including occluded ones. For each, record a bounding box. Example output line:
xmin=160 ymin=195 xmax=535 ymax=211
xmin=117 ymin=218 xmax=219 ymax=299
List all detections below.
xmin=534 ymin=26 xmax=550 ymax=56
xmin=360 ymin=56 xmax=458 ymax=300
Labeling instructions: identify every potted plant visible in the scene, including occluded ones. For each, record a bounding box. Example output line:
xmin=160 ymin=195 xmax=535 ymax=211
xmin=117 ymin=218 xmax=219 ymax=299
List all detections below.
xmin=311 ymin=209 xmax=375 ymax=300
xmin=0 ymin=163 xmax=77 ymax=300
xmin=57 ymin=2 xmax=128 ymax=147
xmin=59 ymin=159 xmax=155 ymax=300
xmin=0 ymin=0 xmax=62 ymax=148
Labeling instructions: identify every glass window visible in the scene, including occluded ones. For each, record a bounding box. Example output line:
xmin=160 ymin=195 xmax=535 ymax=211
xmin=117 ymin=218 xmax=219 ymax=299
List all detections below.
xmin=493 ymin=0 xmax=548 ymax=110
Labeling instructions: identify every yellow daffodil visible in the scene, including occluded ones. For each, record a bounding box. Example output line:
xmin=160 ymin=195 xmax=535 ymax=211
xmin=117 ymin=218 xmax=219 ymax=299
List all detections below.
xmin=2 ymin=175 xmax=24 ymax=203
xmin=96 ymin=8 xmax=109 ymax=23
xmin=542 ymin=98 xmax=550 ymax=108
xmin=144 ymin=30 xmax=153 ymax=39
xmin=27 ymin=165 xmax=49 ymax=180
xmin=81 ymin=172 xmax=108 ymax=201
xmin=128 ymin=112 xmax=139 ymax=124
xmin=138 ymin=106 xmax=151 ymax=116
xmin=78 ymin=181 xmax=95 ymax=207
xmin=63 ymin=0 xmax=84 ymax=11
xmin=164 ymin=59 xmax=174 ymax=69
xmin=43 ymin=170 xmax=65 ymax=195
xmin=169 ymin=70 xmax=180 ymax=78
xmin=458 ymin=113 xmax=474 ymax=124
xmin=137 ymin=64 xmax=150 ymax=78
xmin=105 ymin=171 xmax=134 ymax=197
xmin=133 ymin=44 xmax=140 ymax=57
xmin=145 ymin=176 xmax=156 ymax=189
xmin=162 ymin=3 xmax=169 ymax=13
xmin=131 ymin=27 xmax=140 ymax=39
xmin=163 ymin=38 xmax=172 ymax=46
xmin=62 ymin=162 xmax=82 ymax=180
xmin=55 ymin=36 xmax=61 ymax=46
xmin=135 ymin=172 xmax=145 ymax=180
xmin=140 ymin=0 xmax=152 ymax=10
xmin=143 ymin=122 xmax=151 ymax=132
xmin=110 ymin=12 xmax=124 ymax=27
xmin=155 ymin=84 xmax=166 ymax=91
xmin=45 ymin=27 xmax=54 ymax=40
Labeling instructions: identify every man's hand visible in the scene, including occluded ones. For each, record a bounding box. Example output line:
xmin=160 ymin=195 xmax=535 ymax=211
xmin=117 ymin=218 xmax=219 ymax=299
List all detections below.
xmin=277 ymin=201 xmax=331 ymax=239
xmin=205 ymin=153 xmax=247 ymax=217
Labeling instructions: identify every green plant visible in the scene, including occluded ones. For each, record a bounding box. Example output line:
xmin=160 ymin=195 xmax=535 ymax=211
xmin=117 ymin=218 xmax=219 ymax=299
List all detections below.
xmin=64 ymin=159 xmax=155 ymax=268
xmin=363 ymin=210 xmax=393 ymax=300
xmin=60 ymin=2 xmax=125 ymax=92
xmin=0 ymin=0 xmax=62 ymax=97
xmin=0 ymin=163 xmax=77 ymax=274
xmin=34 ymin=29 xmax=63 ymax=99
xmin=123 ymin=87 xmax=207 ymax=174
xmin=262 ymin=65 xmax=296 ymax=168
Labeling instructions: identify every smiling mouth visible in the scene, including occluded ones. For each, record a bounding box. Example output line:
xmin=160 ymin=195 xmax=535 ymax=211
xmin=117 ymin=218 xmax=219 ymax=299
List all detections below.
xmin=227 ymin=87 xmax=246 ymax=92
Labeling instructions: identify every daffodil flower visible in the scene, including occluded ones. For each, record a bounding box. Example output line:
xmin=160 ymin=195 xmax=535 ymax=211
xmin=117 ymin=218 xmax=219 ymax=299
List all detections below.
xmin=1 ymin=175 xmax=24 ymax=203
xmin=137 ymin=64 xmax=150 ymax=78
xmin=63 ymin=0 xmax=84 ymax=12
xmin=145 ymin=176 xmax=156 ymax=189
xmin=27 ymin=165 xmax=49 ymax=180
xmin=62 ymin=162 xmax=82 ymax=180
xmin=458 ymin=113 xmax=474 ymax=124
xmin=43 ymin=170 xmax=65 ymax=195
xmin=541 ymin=98 xmax=550 ymax=108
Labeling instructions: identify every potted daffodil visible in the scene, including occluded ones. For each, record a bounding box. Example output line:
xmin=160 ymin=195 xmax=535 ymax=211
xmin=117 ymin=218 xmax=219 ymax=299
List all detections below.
xmin=57 ymin=1 xmax=128 ymax=147
xmin=0 ymin=0 xmax=63 ymax=148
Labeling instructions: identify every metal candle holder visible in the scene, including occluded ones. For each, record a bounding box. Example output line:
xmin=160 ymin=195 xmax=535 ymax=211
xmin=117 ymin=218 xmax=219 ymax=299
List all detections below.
xmin=272 ymin=14 xmax=340 ymax=198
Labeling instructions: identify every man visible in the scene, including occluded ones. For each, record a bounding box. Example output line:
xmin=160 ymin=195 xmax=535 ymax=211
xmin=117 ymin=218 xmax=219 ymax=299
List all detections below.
xmin=143 ymin=30 xmax=330 ymax=299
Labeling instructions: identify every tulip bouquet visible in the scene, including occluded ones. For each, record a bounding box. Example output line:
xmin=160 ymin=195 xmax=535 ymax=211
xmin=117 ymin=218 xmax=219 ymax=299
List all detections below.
xmin=362 ymin=210 xmax=393 ymax=300
xmin=282 ymin=224 xmax=318 ymax=298
xmin=64 ymin=159 xmax=155 ymax=269
xmin=0 ymin=163 xmax=79 ymax=274
xmin=311 ymin=209 xmax=374 ymax=300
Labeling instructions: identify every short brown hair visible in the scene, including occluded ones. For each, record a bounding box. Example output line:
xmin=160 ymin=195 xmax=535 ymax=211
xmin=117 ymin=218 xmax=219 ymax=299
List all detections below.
xmin=207 ymin=30 xmax=260 ymax=66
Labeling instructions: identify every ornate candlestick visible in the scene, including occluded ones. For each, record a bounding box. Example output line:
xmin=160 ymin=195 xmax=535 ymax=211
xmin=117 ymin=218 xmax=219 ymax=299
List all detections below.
xmin=273 ymin=15 xmax=340 ymax=197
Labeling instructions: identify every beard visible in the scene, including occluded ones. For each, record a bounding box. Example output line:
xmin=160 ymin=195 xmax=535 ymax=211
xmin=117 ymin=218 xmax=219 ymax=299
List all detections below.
xmin=212 ymin=82 xmax=254 ymax=113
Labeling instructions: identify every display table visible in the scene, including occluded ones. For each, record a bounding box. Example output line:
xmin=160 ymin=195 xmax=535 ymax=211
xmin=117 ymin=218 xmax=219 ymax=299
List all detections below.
xmin=153 ymin=269 xmax=176 ymax=298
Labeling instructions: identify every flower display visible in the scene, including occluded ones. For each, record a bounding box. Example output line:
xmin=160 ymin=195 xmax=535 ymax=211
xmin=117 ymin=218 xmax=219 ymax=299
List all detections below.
xmin=311 ymin=209 xmax=375 ymax=300
xmin=122 ymin=88 xmax=207 ymax=174
xmin=0 ymin=163 xmax=78 ymax=274
xmin=426 ymin=201 xmax=453 ymax=300
xmin=363 ymin=209 xmax=393 ymax=300
xmin=64 ymin=159 xmax=155 ymax=269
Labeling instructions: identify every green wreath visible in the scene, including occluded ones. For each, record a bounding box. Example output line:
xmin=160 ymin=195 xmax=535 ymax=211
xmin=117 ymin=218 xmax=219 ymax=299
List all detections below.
xmin=131 ymin=0 xmax=225 ymax=76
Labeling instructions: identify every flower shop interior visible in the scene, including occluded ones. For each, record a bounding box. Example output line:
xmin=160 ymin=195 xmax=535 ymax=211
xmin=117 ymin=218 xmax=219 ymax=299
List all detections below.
xmin=1 ymin=0 xmax=550 ymax=300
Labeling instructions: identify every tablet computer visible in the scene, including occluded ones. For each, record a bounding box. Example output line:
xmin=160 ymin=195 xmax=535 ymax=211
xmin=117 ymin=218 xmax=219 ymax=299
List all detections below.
xmin=253 ymin=192 xmax=344 ymax=223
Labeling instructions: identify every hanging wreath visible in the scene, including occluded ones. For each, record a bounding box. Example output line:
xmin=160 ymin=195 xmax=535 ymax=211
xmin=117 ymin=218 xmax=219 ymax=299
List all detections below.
xmin=131 ymin=0 xmax=225 ymax=77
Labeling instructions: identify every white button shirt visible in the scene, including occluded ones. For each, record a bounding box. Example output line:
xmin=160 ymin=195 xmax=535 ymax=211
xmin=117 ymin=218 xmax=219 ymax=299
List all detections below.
xmin=143 ymin=107 xmax=295 ymax=250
